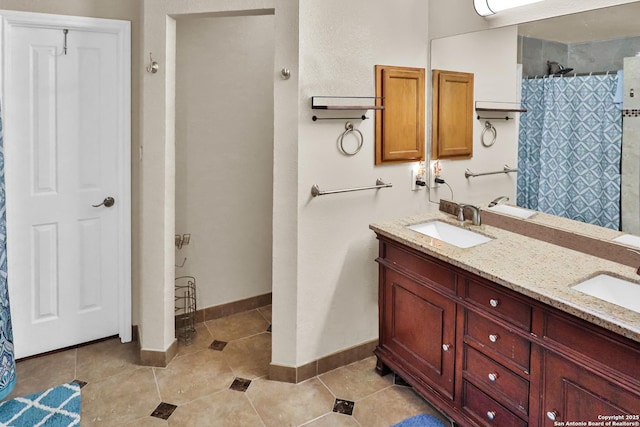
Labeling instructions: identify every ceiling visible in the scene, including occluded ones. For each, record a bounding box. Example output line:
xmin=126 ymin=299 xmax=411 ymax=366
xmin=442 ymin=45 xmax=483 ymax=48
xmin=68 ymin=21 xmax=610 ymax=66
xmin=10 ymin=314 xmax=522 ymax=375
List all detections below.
xmin=518 ymin=2 xmax=640 ymax=44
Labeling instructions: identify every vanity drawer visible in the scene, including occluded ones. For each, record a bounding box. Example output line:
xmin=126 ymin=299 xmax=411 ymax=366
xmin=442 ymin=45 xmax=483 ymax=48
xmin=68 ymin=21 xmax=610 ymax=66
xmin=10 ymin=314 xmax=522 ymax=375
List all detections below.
xmin=464 ymin=279 xmax=532 ymax=330
xmin=544 ymin=312 xmax=640 ymax=380
xmin=462 ymin=381 xmax=527 ymax=427
xmin=465 ymin=310 xmax=530 ymax=371
xmin=463 ymin=345 xmax=529 ymax=416
xmin=384 ymin=242 xmax=456 ymax=292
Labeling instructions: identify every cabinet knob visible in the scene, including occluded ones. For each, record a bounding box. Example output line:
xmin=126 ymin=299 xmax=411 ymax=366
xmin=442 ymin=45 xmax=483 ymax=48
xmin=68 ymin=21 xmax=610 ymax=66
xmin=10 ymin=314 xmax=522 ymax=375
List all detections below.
xmin=442 ymin=344 xmax=451 ymax=352
xmin=489 ymin=298 xmax=500 ymax=307
xmin=486 ymin=411 xmax=496 ymax=421
xmin=489 ymin=334 xmax=499 ymax=343
xmin=547 ymin=411 xmax=559 ymax=421
xmin=488 ymin=372 xmax=499 ymax=382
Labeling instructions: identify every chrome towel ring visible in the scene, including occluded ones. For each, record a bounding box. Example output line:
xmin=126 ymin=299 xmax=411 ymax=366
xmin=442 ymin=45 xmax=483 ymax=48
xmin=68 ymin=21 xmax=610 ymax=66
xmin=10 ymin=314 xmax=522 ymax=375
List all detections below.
xmin=481 ymin=121 xmax=497 ymax=147
xmin=338 ymin=121 xmax=364 ymax=156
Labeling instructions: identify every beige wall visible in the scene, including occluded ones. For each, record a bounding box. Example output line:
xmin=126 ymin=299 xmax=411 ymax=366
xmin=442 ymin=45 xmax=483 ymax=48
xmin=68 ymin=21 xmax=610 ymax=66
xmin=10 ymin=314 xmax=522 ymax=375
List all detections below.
xmin=292 ymin=0 xmax=430 ymax=366
xmin=430 ymin=26 xmax=520 ymax=206
xmin=175 ymin=14 xmax=274 ymax=309
xmin=140 ymin=0 xmax=284 ymax=354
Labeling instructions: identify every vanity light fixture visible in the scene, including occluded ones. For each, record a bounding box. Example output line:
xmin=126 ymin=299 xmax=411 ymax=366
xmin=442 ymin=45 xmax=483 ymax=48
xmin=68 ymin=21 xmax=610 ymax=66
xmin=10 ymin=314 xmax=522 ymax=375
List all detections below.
xmin=474 ymin=0 xmax=544 ymax=16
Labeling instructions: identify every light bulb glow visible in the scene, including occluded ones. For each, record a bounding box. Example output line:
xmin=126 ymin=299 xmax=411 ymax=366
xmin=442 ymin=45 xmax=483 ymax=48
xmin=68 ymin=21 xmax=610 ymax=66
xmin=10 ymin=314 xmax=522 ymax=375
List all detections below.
xmin=474 ymin=0 xmax=544 ymax=16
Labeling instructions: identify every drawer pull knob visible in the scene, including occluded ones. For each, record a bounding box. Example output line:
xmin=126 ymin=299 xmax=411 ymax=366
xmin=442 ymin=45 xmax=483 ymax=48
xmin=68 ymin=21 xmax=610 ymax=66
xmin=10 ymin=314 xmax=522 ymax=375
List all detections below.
xmin=486 ymin=411 xmax=496 ymax=421
xmin=442 ymin=344 xmax=451 ymax=352
xmin=489 ymin=334 xmax=499 ymax=343
xmin=547 ymin=411 xmax=559 ymax=421
xmin=488 ymin=372 xmax=499 ymax=382
xmin=489 ymin=298 xmax=500 ymax=307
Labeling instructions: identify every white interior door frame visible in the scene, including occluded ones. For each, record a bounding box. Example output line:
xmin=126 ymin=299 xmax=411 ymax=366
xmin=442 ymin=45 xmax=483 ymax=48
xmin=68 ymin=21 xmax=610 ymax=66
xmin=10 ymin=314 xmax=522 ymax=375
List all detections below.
xmin=0 ymin=10 xmax=132 ymax=343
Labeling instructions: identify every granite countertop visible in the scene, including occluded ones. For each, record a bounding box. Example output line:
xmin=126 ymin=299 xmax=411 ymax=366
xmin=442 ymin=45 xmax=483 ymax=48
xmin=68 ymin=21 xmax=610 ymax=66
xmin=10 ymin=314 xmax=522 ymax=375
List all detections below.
xmin=370 ymin=211 xmax=640 ymax=344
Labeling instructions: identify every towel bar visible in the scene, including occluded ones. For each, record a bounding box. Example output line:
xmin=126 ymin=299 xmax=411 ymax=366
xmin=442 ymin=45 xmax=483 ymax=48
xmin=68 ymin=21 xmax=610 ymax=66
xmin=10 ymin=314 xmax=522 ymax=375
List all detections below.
xmin=465 ymin=165 xmax=518 ymax=179
xmin=311 ymin=179 xmax=392 ymax=197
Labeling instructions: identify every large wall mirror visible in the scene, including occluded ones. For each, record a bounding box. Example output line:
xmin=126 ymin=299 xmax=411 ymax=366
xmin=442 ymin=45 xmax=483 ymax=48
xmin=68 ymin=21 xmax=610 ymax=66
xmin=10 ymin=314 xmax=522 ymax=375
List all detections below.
xmin=432 ymin=2 xmax=640 ymax=236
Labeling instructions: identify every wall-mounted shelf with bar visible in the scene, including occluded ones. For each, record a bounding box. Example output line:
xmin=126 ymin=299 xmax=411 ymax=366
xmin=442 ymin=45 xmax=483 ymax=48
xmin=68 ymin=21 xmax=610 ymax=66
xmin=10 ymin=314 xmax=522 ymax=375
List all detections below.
xmin=311 ymin=96 xmax=384 ymax=110
xmin=311 ymin=96 xmax=383 ymax=121
xmin=475 ymin=101 xmax=526 ymax=120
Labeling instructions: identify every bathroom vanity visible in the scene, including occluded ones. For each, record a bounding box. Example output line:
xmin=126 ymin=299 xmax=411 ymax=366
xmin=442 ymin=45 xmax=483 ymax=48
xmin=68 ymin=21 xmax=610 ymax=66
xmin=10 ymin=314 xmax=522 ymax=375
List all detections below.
xmin=370 ymin=213 xmax=640 ymax=427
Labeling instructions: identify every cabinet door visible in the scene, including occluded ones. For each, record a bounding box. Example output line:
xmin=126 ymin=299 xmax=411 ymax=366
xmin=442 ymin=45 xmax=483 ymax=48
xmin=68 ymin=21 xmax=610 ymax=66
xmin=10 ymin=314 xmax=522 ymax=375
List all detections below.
xmin=432 ymin=69 xmax=474 ymax=159
xmin=381 ymin=268 xmax=456 ymax=399
xmin=375 ymin=65 xmax=425 ymax=164
xmin=541 ymin=351 xmax=640 ymax=425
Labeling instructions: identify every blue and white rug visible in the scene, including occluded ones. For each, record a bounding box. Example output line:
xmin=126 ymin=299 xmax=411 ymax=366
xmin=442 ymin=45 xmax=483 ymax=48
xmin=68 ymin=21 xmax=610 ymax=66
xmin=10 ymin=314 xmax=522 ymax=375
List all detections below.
xmin=0 ymin=382 xmax=81 ymax=426
xmin=392 ymin=413 xmax=447 ymax=427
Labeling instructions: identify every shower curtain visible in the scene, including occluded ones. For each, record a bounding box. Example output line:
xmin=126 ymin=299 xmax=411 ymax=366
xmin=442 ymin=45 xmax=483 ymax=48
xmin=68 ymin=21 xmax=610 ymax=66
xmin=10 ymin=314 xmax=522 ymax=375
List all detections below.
xmin=0 ymin=102 xmax=15 ymax=400
xmin=517 ymin=74 xmax=622 ymax=230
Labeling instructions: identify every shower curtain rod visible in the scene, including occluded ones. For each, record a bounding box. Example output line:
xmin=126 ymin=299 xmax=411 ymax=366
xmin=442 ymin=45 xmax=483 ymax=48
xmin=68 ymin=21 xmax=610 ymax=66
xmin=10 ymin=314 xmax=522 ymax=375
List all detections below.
xmin=525 ymin=70 xmax=619 ymax=79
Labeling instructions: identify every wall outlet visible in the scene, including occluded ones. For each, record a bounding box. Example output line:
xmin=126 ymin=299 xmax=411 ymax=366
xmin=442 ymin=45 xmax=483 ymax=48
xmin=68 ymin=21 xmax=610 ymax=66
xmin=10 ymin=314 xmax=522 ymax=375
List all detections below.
xmin=412 ymin=170 xmax=426 ymax=191
xmin=175 ymin=233 xmax=191 ymax=249
xmin=430 ymin=170 xmax=440 ymax=189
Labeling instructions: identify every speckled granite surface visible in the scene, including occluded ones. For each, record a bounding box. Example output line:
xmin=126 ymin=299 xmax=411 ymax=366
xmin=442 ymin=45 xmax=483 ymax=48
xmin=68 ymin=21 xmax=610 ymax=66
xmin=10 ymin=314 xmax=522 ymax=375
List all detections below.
xmin=370 ymin=211 xmax=640 ymax=344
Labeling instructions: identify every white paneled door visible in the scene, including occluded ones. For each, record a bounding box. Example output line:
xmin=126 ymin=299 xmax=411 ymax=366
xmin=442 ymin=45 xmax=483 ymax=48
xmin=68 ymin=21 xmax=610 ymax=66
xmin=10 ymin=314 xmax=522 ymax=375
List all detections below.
xmin=1 ymin=12 xmax=131 ymax=358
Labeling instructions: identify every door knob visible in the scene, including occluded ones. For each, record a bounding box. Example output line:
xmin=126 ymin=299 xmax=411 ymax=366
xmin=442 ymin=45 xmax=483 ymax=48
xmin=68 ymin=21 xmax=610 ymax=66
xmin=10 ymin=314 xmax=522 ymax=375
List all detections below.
xmin=92 ymin=197 xmax=115 ymax=208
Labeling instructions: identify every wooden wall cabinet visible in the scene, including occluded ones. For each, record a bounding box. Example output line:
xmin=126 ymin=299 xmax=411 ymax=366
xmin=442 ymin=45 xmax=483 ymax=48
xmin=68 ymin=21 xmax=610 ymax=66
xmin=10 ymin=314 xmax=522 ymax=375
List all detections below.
xmin=431 ymin=70 xmax=474 ymax=159
xmin=375 ymin=65 xmax=425 ymax=165
xmin=374 ymin=236 xmax=640 ymax=427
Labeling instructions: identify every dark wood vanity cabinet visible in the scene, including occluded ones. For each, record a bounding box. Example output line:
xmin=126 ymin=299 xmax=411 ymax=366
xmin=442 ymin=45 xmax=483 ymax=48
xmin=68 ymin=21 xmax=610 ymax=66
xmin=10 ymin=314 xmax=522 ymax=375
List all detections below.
xmin=541 ymin=351 xmax=640 ymax=426
xmin=540 ymin=313 xmax=640 ymax=426
xmin=378 ymin=267 xmax=457 ymax=399
xmin=374 ymin=236 xmax=640 ymax=427
xmin=376 ymin=242 xmax=457 ymax=401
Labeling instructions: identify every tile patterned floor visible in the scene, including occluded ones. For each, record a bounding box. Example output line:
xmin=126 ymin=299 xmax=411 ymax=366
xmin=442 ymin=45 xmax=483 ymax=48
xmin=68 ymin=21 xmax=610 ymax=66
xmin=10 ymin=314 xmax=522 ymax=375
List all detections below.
xmin=5 ymin=306 xmax=451 ymax=426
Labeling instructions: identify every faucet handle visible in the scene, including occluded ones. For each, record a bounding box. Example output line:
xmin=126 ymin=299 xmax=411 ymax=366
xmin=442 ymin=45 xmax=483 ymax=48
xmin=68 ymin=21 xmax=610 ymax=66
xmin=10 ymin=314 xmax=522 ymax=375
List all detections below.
xmin=457 ymin=204 xmax=467 ymax=222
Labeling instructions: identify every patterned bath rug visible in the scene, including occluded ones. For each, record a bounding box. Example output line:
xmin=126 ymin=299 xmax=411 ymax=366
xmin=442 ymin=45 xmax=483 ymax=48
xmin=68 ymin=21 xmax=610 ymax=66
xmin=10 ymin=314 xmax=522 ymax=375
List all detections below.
xmin=392 ymin=413 xmax=447 ymax=427
xmin=0 ymin=382 xmax=81 ymax=426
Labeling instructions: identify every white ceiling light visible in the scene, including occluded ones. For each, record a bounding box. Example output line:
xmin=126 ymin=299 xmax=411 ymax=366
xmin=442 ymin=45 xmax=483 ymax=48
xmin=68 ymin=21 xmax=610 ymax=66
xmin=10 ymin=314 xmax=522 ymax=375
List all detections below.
xmin=474 ymin=0 xmax=545 ymax=17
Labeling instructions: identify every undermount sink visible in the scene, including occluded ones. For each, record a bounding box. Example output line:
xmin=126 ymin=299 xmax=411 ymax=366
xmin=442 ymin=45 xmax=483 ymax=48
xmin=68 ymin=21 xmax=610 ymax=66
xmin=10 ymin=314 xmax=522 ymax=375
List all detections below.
xmin=612 ymin=234 xmax=640 ymax=249
xmin=407 ymin=220 xmax=493 ymax=249
xmin=572 ymin=274 xmax=640 ymax=313
xmin=487 ymin=204 xmax=536 ymax=219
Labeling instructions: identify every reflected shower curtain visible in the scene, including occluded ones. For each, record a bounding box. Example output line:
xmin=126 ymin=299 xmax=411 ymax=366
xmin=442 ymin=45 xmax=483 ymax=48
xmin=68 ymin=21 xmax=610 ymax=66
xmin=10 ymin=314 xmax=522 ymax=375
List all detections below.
xmin=0 ymin=102 xmax=15 ymax=400
xmin=518 ymin=74 xmax=622 ymax=229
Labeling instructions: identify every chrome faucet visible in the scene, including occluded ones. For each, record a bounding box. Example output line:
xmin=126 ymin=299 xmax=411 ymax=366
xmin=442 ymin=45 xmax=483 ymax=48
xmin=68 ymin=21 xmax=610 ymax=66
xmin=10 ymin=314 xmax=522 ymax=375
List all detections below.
xmin=458 ymin=204 xmax=482 ymax=226
xmin=489 ymin=196 xmax=510 ymax=207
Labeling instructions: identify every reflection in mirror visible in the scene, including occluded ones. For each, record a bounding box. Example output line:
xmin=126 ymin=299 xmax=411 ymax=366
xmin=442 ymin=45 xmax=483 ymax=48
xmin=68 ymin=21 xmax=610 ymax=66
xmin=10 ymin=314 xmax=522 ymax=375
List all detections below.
xmin=514 ymin=3 xmax=640 ymax=234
